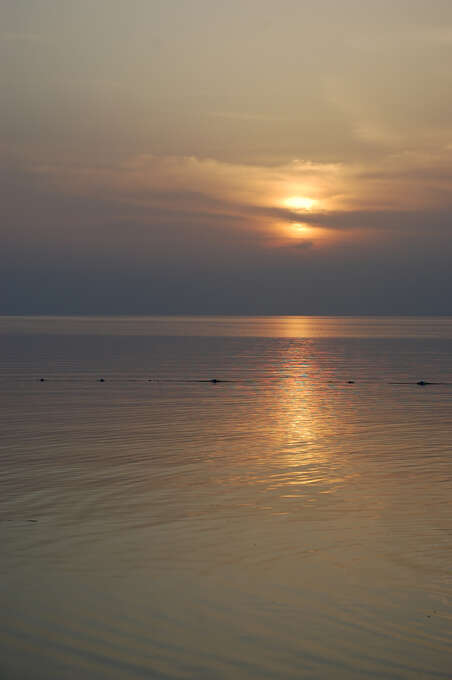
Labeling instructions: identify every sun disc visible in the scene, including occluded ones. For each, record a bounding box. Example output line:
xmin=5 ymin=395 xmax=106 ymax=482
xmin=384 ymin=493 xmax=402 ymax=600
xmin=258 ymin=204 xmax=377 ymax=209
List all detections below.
xmin=284 ymin=196 xmax=316 ymax=211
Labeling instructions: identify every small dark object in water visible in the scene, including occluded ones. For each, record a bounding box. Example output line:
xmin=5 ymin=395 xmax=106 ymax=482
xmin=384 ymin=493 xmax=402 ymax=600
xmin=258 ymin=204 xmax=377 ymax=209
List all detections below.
xmin=417 ymin=380 xmax=430 ymax=386
xmin=347 ymin=380 xmax=355 ymax=384
xmin=98 ymin=378 xmax=105 ymax=383
xmin=211 ymin=378 xmax=220 ymax=383
xmin=39 ymin=378 xmax=45 ymax=382
xmin=27 ymin=519 xmax=38 ymax=523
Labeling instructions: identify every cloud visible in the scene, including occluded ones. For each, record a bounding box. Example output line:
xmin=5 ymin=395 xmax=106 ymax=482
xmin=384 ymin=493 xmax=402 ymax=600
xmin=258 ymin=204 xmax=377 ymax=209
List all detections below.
xmin=2 ymin=149 xmax=452 ymax=315
xmin=286 ymin=239 xmax=315 ymax=250
xmin=22 ymin=149 xmax=452 ymax=242
xmin=0 ymin=32 xmax=46 ymax=44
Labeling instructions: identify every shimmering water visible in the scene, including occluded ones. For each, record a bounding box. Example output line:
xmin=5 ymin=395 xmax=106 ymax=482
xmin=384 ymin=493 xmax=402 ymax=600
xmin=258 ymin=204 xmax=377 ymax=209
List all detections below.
xmin=1 ymin=317 xmax=451 ymax=679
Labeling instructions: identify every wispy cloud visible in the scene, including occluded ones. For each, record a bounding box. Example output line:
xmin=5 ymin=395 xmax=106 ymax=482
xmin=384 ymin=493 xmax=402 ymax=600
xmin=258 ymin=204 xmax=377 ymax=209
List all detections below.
xmin=27 ymin=148 xmax=452 ymax=239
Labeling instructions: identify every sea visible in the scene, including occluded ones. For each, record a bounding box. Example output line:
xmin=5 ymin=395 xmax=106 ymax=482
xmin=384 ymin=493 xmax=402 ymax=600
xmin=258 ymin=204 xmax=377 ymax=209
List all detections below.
xmin=1 ymin=316 xmax=451 ymax=680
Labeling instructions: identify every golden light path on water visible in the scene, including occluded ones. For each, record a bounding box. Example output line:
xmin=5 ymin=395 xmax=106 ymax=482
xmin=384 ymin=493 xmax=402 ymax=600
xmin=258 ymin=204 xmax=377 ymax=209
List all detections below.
xmin=223 ymin=338 xmax=363 ymax=513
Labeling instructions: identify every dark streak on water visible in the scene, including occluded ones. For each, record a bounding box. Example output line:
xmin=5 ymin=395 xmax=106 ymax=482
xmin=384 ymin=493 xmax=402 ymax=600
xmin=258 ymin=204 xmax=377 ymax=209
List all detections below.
xmin=1 ymin=316 xmax=452 ymax=679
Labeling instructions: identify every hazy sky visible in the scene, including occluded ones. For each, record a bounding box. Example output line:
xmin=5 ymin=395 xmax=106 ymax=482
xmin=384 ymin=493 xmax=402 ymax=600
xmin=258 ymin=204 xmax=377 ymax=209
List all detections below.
xmin=2 ymin=0 xmax=452 ymax=314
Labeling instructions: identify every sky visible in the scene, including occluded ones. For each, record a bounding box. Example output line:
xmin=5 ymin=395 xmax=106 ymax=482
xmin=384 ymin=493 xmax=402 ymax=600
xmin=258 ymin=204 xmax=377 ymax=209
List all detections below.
xmin=1 ymin=0 xmax=452 ymax=315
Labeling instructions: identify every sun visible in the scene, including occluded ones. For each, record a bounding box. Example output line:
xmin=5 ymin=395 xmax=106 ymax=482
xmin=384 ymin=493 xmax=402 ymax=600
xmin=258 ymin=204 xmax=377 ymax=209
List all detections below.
xmin=284 ymin=196 xmax=317 ymax=211
xmin=288 ymin=222 xmax=314 ymax=239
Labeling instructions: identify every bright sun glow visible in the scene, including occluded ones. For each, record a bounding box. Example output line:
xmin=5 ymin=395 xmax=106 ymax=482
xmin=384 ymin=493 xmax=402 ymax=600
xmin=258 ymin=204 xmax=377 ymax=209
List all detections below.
xmin=284 ymin=196 xmax=317 ymax=211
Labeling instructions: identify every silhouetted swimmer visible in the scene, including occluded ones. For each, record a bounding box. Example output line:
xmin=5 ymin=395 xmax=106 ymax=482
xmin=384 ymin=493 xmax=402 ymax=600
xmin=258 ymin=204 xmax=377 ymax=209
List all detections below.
xmin=417 ymin=380 xmax=431 ymax=386
xmin=347 ymin=380 xmax=355 ymax=384
xmin=39 ymin=378 xmax=45 ymax=382
xmin=98 ymin=378 xmax=105 ymax=383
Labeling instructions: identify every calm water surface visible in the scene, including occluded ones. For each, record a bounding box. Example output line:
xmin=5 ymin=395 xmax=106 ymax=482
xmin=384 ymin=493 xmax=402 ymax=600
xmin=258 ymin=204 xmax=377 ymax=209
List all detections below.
xmin=1 ymin=317 xmax=451 ymax=679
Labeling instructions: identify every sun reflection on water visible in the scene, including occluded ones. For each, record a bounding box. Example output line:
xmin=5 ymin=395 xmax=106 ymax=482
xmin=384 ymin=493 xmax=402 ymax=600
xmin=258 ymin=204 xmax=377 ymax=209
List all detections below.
xmin=248 ymin=341 xmax=359 ymax=502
